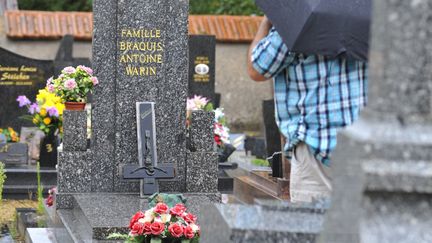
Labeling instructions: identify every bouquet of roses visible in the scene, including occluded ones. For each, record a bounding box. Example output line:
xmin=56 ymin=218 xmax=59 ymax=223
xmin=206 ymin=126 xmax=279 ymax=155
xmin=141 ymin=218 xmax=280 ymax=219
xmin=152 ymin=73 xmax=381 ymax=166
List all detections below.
xmin=110 ymin=203 xmax=200 ymax=243
xmin=17 ymin=89 xmax=65 ymax=135
xmin=47 ymin=65 xmax=98 ymax=103
xmin=0 ymin=127 xmax=19 ymax=142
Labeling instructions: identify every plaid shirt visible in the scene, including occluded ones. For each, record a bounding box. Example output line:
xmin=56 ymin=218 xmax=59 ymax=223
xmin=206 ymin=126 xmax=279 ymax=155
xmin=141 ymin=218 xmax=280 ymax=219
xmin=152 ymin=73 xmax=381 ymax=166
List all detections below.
xmin=252 ymin=29 xmax=368 ymax=165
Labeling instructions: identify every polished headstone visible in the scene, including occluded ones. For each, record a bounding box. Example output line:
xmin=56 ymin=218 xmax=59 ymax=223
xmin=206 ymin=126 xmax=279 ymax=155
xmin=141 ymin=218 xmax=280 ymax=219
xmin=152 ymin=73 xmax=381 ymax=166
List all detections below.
xmin=188 ymin=35 xmax=217 ymax=103
xmin=114 ymin=0 xmax=189 ymax=193
xmin=0 ymin=47 xmax=53 ymax=131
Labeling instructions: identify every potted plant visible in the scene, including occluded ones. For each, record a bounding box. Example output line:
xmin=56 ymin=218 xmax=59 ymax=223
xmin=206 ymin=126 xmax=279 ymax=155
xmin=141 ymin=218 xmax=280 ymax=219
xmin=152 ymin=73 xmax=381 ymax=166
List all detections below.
xmin=47 ymin=65 xmax=99 ymax=110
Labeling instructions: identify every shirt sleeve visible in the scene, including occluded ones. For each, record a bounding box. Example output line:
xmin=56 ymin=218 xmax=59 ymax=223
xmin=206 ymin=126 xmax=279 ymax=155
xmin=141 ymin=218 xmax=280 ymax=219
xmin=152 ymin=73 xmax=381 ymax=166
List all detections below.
xmin=251 ymin=28 xmax=295 ymax=78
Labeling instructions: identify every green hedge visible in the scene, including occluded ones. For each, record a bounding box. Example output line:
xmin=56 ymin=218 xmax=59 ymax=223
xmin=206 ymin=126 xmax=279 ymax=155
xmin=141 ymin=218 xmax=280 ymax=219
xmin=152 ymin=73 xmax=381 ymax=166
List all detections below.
xmin=18 ymin=0 xmax=92 ymax=11
xmin=18 ymin=0 xmax=262 ymax=15
xmin=190 ymin=0 xmax=263 ymax=15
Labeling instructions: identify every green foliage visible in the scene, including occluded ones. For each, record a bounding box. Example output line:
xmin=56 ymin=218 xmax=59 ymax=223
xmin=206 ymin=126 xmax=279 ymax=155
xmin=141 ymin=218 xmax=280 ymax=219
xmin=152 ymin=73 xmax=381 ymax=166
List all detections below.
xmin=251 ymin=158 xmax=270 ymax=167
xmin=18 ymin=0 xmax=92 ymax=11
xmin=0 ymin=162 xmax=6 ymax=202
xmin=148 ymin=193 xmax=186 ymax=208
xmin=36 ymin=162 xmax=44 ymax=215
xmin=204 ymin=102 xmax=214 ymax=112
xmin=18 ymin=0 xmax=262 ymax=15
xmin=190 ymin=0 xmax=263 ymax=15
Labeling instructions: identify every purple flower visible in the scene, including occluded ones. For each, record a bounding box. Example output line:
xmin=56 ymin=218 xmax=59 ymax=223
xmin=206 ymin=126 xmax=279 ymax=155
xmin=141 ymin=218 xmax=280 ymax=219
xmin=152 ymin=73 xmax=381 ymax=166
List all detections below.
xmin=78 ymin=65 xmax=93 ymax=75
xmin=64 ymin=79 xmax=77 ymax=90
xmin=91 ymin=77 xmax=99 ymax=85
xmin=46 ymin=107 xmax=59 ymax=117
xmin=17 ymin=95 xmax=31 ymax=107
xmin=63 ymin=66 xmax=76 ymax=74
xmin=29 ymin=103 xmax=40 ymax=115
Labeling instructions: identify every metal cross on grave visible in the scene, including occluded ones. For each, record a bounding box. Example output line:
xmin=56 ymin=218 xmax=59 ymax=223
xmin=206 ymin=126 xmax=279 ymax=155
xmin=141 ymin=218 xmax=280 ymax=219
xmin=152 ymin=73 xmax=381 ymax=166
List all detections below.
xmin=122 ymin=102 xmax=175 ymax=198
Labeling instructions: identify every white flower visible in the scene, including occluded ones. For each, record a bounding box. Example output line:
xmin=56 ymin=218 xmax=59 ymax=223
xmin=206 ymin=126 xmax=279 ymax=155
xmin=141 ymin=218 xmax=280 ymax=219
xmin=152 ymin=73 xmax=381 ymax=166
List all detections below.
xmin=160 ymin=214 xmax=171 ymax=223
xmin=214 ymin=108 xmax=225 ymax=122
xmin=190 ymin=223 xmax=200 ymax=233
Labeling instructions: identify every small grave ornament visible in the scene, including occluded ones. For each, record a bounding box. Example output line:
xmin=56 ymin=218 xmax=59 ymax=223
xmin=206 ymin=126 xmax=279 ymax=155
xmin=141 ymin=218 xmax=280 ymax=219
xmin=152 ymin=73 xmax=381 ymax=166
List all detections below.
xmin=122 ymin=102 xmax=175 ymax=197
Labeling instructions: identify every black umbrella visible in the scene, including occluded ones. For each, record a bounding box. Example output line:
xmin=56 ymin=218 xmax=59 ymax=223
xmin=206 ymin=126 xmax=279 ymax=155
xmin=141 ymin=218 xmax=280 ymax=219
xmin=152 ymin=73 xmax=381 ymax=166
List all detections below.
xmin=255 ymin=0 xmax=371 ymax=61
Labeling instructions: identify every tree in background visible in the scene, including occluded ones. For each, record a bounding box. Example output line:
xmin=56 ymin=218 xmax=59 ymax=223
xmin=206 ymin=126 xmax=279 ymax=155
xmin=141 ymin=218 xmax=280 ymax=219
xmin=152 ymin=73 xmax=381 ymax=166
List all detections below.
xmin=190 ymin=0 xmax=262 ymax=15
xmin=18 ymin=0 xmax=262 ymax=15
xmin=18 ymin=0 xmax=92 ymax=12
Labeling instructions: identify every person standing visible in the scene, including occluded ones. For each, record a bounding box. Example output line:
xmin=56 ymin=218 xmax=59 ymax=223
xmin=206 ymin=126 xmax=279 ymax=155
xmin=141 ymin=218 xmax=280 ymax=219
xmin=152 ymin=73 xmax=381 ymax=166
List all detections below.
xmin=247 ymin=17 xmax=368 ymax=203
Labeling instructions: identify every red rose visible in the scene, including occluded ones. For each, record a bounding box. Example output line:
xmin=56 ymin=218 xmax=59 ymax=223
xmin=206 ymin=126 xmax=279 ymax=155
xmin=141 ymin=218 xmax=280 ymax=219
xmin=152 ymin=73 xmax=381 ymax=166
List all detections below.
xmin=130 ymin=222 xmax=145 ymax=235
xmin=168 ymin=223 xmax=184 ymax=238
xmin=150 ymin=222 xmax=165 ymax=235
xmin=143 ymin=222 xmax=152 ymax=235
xmin=182 ymin=213 xmax=197 ymax=224
xmin=154 ymin=203 xmax=169 ymax=214
xmin=45 ymin=195 xmax=54 ymax=207
xmin=170 ymin=204 xmax=187 ymax=216
xmin=214 ymin=135 xmax=221 ymax=145
xmin=183 ymin=225 xmax=195 ymax=239
xmin=129 ymin=211 xmax=145 ymax=229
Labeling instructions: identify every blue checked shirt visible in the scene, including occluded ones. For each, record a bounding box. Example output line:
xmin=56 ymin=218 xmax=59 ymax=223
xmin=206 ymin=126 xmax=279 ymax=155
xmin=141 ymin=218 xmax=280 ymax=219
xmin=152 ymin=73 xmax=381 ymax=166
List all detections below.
xmin=252 ymin=29 xmax=368 ymax=165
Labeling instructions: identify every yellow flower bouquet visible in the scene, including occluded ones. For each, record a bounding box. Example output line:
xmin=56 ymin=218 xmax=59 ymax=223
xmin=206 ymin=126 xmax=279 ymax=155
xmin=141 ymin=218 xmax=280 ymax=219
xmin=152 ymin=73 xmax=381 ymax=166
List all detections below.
xmin=17 ymin=89 xmax=65 ymax=135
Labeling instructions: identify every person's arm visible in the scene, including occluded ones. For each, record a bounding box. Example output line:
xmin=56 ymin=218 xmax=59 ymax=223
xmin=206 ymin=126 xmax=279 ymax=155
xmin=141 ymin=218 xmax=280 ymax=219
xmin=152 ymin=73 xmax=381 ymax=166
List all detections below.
xmin=247 ymin=16 xmax=273 ymax=82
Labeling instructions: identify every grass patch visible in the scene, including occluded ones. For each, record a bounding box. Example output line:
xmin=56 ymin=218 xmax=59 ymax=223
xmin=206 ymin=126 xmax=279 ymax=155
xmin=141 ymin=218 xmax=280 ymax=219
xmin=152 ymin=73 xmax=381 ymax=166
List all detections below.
xmin=0 ymin=200 xmax=38 ymax=225
xmin=251 ymin=158 xmax=270 ymax=167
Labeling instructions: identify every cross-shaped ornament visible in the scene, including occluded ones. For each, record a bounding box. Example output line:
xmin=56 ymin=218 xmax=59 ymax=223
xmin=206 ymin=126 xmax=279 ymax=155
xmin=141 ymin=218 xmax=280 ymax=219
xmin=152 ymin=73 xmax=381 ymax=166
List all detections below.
xmin=122 ymin=102 xmax=175 ymax=198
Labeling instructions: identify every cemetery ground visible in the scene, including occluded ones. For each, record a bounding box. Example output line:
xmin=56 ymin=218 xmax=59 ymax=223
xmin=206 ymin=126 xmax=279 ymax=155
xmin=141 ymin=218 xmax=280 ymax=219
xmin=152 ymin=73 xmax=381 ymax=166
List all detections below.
xmin=1 ymin=199 xmax=37 ymax=241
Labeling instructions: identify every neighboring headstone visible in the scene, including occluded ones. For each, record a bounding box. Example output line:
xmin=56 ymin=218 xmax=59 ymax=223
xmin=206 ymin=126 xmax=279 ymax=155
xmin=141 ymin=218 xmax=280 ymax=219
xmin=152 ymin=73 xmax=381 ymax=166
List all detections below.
xmin=318 ymin=0 xmax=432 ymax=242
xmin=0 ymin=47 xmax=53 ymax=131
xmin=0 ymin=143 xmax=28 ymax=166
xmin=19 ymin=127 xmax=45 ymax=163
xmin=54 ymin=35 xmax=92 ymax=77
xmin=188 ymin=35 xmax=217 ymax=103
xmin=262 ymin=100 xmax=281 ymax=158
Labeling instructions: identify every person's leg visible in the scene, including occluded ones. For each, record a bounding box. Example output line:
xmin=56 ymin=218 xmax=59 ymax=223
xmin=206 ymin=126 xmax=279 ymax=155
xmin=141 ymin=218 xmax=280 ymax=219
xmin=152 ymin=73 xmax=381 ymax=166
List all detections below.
xmin=290 ymin=142 xmax=332 ymax=203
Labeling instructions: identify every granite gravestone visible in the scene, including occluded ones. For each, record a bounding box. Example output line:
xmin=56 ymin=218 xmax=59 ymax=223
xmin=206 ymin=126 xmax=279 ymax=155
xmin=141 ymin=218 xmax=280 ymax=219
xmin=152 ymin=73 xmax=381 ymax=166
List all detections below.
xmin=188 ymin=35 xmax=219 ymax=105
xmin=318 ymin=0 xmax=432 ymax=242
xmin=54 ymin=0 xmax=219 ymax=241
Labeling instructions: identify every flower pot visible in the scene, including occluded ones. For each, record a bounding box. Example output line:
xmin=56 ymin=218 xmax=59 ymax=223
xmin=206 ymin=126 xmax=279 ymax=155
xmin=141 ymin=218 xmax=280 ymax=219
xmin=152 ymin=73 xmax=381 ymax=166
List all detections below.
xmin=65 ymin=102 xmax=86 ymax=111
xmin=39 ymin=132 xmax=58 ymax=168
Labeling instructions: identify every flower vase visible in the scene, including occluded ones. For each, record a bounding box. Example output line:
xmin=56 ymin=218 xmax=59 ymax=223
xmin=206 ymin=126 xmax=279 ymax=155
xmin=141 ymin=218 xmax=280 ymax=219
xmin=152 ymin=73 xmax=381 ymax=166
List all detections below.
xmin=65 ymin=102 xmax=86 ymax=111
xmin=39 ymin=131 xmax=58 ymax=167
xmin=218 ymin=143 xmax=236 ymax=162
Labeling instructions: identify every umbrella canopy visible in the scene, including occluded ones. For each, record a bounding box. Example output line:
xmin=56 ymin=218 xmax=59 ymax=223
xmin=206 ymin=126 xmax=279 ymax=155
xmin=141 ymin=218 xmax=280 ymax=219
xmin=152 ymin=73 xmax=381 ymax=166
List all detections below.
xmin=255 ymin=0 xmax=371 ymax=61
